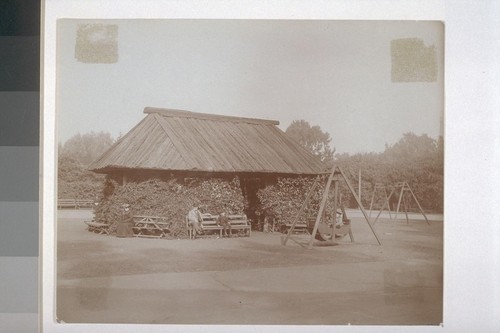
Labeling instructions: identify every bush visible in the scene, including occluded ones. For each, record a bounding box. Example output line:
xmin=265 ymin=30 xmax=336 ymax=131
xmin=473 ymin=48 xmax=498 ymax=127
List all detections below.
xmin=94 ymin=177 xmax=246 ymax=238
xmin=58 ymin=154 xmax=104 ymax=200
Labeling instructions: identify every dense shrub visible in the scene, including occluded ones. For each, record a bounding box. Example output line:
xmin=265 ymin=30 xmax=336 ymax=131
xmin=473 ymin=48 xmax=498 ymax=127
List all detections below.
xmin=58 ymin=154 xmax=104 ymax=200
xmin=94 ymin=177 xmax=246 ymax=238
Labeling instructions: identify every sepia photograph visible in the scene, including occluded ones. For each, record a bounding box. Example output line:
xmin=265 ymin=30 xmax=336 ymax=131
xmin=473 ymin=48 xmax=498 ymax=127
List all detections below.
xmin=54 ymin=18 xmax=444 ymax=326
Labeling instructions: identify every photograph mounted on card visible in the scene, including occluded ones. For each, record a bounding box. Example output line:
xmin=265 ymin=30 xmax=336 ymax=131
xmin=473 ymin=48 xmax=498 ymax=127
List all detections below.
xmin=52 ymin=18 xmax=444 ymax=326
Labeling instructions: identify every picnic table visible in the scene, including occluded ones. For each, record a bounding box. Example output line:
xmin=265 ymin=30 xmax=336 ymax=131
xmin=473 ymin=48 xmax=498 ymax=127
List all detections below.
xmin=84 ymin=215 xmax=171 ymax=238
xmin=84 ymin=220 xmax=110 ymax=235
xmin=132 ymin=215 xmax=171 ymax=238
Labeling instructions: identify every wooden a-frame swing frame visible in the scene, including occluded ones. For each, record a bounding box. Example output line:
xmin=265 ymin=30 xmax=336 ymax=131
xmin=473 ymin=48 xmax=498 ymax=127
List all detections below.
xmin=372 ymin=181 xmax=430 ymax=226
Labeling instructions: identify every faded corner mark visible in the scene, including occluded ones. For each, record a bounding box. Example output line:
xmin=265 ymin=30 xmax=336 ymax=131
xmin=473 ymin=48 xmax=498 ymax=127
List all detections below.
xmin=75 ymin=24 xmax=118 ymax=64
xmin=391 ymin=38 xmax=437 ymax=82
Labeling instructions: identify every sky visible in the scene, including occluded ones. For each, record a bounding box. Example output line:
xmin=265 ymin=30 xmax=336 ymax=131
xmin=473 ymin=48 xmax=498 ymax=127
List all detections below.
xmin=57 ymin=19 xmax=443 ymax=154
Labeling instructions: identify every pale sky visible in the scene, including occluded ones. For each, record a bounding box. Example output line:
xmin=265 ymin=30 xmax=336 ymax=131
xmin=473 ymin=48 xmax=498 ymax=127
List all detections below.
xmin=57 ymin=19 xmax=443 ymax=154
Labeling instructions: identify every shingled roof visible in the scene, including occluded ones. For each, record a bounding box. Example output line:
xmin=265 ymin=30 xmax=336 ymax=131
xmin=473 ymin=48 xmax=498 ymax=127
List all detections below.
xmin=89 ymin=107 xmax=325 ymax=175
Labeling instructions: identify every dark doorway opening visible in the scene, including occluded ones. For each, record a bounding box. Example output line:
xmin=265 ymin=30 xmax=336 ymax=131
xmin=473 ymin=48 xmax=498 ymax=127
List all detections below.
xmin=240 ymin=176 xmax=269 ymax=230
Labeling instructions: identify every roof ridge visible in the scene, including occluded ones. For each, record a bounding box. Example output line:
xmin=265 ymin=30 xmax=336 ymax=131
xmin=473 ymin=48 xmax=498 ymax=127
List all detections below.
xmin=144 ymin=107 xmax=280 ymax=126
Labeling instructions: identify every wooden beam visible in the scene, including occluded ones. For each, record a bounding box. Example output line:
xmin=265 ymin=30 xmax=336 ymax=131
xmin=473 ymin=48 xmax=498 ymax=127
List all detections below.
xmin=368 ymin=184 xmax=376 ymax=218
xmin=341 ymin=206 xmax=355 ymax=243
xmin=358 ymin=169 xmax=362 ymax=204
xmin=402 ymin=191 xmax=409 ymax=224
xmin=394 ymin=184 xmax=404 ymax=223
xmin=373 ymin=187 xmax=396 ymax=225
xmin=384 ymin=187 xmax=393 ymax=220
xmin=332 ymin=179 xmax=339 ymax=241
xmin=308 ymin=168 xmax=335 ymax=248
xmin=407 ymin=183 xmax=430 ymax=225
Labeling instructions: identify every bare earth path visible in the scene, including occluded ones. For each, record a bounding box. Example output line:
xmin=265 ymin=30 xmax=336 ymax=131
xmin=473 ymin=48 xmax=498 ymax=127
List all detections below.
xmin=56 ymin=209 xmax=443 ymax=325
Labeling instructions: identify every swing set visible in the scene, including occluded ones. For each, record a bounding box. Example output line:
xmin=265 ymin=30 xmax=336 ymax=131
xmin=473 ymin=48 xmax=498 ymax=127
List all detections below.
xmin=371 ymin=181 xmax=429 ymax=225
xmin=281 ymin=161 xmax=431 ymax=249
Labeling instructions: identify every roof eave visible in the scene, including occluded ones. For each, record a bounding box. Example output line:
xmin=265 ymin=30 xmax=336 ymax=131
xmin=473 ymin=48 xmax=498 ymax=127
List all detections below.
xmin=89 ymin=165 xmax=323 ymax=176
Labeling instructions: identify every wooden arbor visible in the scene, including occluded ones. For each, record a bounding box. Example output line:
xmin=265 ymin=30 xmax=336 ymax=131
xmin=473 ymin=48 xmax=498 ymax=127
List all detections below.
xmin=282 ymin=164 xmax=382 ymax=249
xmin=372 ymin=181 xmax=429 ymax=225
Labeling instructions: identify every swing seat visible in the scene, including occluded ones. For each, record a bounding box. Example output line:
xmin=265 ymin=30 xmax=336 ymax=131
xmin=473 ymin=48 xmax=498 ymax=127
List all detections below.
xmin=306 ymin=213 xmax=349 ymax=241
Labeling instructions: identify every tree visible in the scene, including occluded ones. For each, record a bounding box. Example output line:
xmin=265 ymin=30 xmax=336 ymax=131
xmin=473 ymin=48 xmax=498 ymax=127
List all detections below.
xmin=60 ymin=131 xmax=114 ymax=166
xmin=382 ymin=132 xmax=443 ymax=212
xmin=285 ymin=120 xmax=335 ymax=164
xmin=57 ymin=153 xmax=105 ymax=199
xmin=384 ymin=132 xmax=437 ymax=160
xmin=57 ymin=131 xmax=114 ymax=199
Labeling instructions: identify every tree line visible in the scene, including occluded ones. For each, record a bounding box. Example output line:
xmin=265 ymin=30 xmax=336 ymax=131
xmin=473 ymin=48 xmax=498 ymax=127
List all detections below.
xmin=285 ymin=121 xmax=443 ymax=213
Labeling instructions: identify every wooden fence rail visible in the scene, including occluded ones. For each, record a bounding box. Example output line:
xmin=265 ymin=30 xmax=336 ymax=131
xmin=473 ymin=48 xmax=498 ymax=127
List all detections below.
xmin=57 ymin=198 xmax=95 ymax=209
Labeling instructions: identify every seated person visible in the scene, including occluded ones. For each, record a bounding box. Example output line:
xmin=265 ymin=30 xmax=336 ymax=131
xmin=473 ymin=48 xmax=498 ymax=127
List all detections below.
xmin=187 ymin=205 xmax=204 ymax=238
xmin=217 ymin=212 xmax=232 ymax=237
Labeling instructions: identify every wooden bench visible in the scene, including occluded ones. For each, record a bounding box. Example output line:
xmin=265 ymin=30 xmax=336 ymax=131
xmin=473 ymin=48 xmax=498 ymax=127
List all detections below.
xmin=186 ymin=213 xmax=251 ymax=239
xmin=284 ymin=223 xmax=308 ymax=234
xmin=84 ymin=220 xmax=110 ymax=235
xmin=132 ymin=215 xmax=171 ymax=238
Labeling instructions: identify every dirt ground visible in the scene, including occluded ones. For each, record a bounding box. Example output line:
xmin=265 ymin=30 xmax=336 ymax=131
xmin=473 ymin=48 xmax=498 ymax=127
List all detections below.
xmin=56 ymin=209 xmax=443 ymax=325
